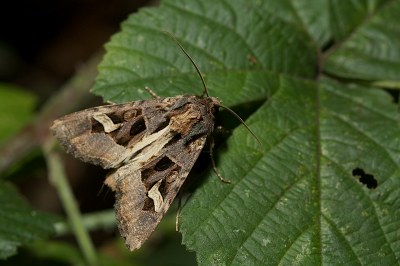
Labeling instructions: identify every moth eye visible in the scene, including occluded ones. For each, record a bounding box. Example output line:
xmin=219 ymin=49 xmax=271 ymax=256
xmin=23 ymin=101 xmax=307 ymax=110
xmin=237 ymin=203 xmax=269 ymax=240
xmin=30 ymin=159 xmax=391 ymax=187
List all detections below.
xmin=154 ymin=157 xmax=174 ymax=171
xmin=123 ymin=110 xmax=138 ymax=121
xmin=130 ymin=117 xmax=146 ymax=136
xmin=211 ymin=106 xmax=219 ymax=114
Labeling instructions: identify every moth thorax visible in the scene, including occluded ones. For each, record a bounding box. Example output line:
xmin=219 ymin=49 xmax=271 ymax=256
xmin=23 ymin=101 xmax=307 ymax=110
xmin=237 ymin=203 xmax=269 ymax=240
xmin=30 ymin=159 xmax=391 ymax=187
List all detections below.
xmin=170 ymin=107 xmax=201 ymax=135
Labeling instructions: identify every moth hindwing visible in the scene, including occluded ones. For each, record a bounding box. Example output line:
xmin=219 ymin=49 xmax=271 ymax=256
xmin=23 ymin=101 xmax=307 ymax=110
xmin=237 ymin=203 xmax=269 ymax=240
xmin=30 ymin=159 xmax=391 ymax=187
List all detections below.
xmin=51 ymin=95 xmax=220 ymax=250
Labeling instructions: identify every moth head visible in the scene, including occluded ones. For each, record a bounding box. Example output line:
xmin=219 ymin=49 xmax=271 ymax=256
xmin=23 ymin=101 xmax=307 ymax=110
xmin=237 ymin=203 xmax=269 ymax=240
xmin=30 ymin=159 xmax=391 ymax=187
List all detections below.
xmin=209 ymin=97 xmax=221 ymax=114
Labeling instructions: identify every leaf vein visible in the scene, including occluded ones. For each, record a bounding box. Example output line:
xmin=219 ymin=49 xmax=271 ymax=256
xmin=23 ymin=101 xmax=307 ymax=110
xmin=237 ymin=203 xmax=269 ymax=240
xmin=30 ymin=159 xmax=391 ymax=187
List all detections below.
xmin=228 ymin=172 xmax=309 ymax=264
xmin=164 ymin=1 xmax=265 ymax=69
xmin=324 ymin=109 xmax=398 ymax=166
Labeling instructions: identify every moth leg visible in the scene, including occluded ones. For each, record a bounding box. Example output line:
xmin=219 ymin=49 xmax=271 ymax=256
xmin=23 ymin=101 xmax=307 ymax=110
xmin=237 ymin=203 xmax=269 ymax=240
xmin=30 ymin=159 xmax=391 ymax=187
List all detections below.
xmin=209 ymin=138 xmax=231 ymax=184
xmin=175 ymin=192 xmax=182 ymax=231
xmin=144 ymin=86 xmax=160 ymax=99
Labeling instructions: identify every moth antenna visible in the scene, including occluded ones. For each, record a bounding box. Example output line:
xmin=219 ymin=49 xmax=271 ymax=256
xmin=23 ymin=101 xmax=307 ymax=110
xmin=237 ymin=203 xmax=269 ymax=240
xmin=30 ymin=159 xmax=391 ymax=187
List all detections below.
xmin=176 ymin=193 xmax=182 ymax=231
xmin=218 ymin=104 xmax=262 ymax=146
xmin=162 ymin=30 xmax=210 ymax=97
xmin=163 ymin=31 xmax=261 ymax=146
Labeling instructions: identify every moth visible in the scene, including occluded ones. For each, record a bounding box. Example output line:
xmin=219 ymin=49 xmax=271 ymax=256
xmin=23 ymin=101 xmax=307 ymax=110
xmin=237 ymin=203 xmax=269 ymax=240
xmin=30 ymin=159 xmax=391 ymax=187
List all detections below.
xmin=51 ymin=33 xmax=256 ymax=251
xmin=51 ymin=94 xmax=219 ymax=250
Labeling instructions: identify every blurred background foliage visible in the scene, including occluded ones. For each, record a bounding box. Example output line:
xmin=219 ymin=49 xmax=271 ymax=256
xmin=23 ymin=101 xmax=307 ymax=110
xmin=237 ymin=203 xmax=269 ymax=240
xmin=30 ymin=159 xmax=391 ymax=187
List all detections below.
xmin=0 ymin=0 xmax=197 ymax=265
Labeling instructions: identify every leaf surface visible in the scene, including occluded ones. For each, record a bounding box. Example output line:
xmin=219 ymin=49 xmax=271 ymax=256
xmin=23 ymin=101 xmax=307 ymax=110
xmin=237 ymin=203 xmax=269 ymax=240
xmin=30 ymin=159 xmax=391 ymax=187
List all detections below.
xmin=0 ymin=183 xmax=58 ymax=259
xmin=92 ymin=0 xmax=400 ymax=264
xmin=0 ymin=84 xmax=37 ymax=145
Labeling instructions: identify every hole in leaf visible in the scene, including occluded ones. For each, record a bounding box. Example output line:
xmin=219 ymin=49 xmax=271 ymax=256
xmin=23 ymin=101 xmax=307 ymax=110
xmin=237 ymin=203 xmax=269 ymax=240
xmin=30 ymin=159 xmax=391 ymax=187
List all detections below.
xmin=352 ymin=168 xmax=378 ymax=189
xmin=321 ymin=38 xmax=334 ymax=52
xmin=387 ymin=89 xmax=399 ymax=104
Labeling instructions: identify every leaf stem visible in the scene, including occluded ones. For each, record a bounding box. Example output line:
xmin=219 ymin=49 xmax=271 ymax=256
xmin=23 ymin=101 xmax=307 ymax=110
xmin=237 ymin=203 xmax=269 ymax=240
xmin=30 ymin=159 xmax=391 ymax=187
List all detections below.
xmin=54 ymin=209 xmax=116 ymax=236
xmin=0 ymin=53 xmax=102 ymax=175
xmin=43 ymin=139 xmax=97 ymax=266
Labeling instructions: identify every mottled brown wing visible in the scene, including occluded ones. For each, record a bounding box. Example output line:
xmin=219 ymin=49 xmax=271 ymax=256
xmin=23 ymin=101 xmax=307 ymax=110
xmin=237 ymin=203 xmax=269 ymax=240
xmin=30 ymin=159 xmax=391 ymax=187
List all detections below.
xmin=50 ymin=98 xmax=170 ymax=169
xmin=109 ymin=135 xmax=207 ymax=250
xmin=51 ymin=95 xmax=219 ymax=251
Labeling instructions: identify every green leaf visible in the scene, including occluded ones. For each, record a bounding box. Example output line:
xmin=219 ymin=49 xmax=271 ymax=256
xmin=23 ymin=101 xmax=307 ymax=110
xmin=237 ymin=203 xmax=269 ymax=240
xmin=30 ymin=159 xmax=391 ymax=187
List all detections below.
xmin=91 ymin=0 xmax=400 ymax=264
xmin=325 ymin=1 xmax=400 ymax=83
xmin=181 ymin=77 xmax=400 ymax=265
xmin=0 ymin=84 xmax=37 ymax=145
xmin=92 ymin=0 xmax=317 ymax=102
xmin=0 ymin=183 xmax=58 ymax=259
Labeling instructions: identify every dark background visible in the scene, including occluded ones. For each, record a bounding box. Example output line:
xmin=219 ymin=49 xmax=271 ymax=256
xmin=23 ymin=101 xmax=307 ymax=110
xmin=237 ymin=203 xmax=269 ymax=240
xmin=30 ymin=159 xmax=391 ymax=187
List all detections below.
xmin=0 ymin=1 xmax=198 ymax=264
xmin=0 ymin=0 xmax=154 ymax=218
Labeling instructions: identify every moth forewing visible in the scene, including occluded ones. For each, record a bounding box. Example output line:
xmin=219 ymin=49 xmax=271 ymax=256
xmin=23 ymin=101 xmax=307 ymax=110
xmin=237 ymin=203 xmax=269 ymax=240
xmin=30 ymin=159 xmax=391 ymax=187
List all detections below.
xmin=50 ymin=101 xmax=147 ymax=169
xmin=51 ymin=95 xmax=220 ymax=250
